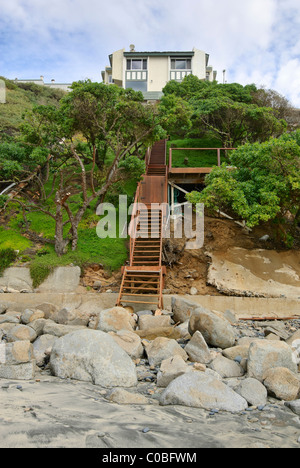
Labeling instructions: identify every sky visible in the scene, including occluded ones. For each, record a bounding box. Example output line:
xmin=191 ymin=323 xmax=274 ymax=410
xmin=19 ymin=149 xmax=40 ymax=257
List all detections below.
xmin=0 ymin=0 xmax=300 ymax=106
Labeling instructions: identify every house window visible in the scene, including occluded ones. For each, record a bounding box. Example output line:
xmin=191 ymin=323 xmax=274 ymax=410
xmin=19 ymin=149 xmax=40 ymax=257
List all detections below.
xmin=171 ymin=58 xmax=192 ymax=70
xmin=125 ymin=81 xmax=147 ymax=93
xmin=108 ymin=75 xmax=113 ymax=83
xmin=127 ymin=59 xmax=147 ymax=70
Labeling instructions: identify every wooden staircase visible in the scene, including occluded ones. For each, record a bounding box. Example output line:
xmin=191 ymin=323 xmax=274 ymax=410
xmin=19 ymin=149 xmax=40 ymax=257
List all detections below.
xmin=116 ymin=140 xmax=168 ymax=310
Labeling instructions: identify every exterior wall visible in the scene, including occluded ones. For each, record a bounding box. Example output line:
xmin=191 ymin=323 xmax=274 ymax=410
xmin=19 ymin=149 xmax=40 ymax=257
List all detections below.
xmin=148 ymin=56 xmax=169 ymax=92
xmin=192 ymin=48 xmax=206 ymax=80
xmin=111 ymin=48 xmax=125 ymax=85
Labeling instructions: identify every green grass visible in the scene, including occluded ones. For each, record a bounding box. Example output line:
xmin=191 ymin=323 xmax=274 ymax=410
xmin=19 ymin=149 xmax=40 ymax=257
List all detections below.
xmin=167 ymin=136 xmax=227 ymax=168
xmin=0 ymin=226 xmax=32 ymax=252
xmin=0 ymin=248 xmax=18 ymax=276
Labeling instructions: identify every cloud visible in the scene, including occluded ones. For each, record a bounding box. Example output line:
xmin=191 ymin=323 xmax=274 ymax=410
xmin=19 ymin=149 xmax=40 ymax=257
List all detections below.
xmin=0 ymin=0 xmax=299 ymax=106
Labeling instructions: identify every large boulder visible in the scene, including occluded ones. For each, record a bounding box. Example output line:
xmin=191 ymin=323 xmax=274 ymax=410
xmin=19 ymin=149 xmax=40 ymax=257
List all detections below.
xmin=184 ymin=331 xmax=214 ymax=364
xmin=284 ymin=400 xmax=300 ymax=416
xmin=21 ymin=309 xmax=45 ymax=325
xmin=43 ymin=321 xmax=86 ymax=338
xmin=248 ymin=340 xmax=298 ymax=381
xmin=51 ymin=308 xmax=89 ymax=327
xmin=189 ymin=307 xmax=236 ymax=349
xmin=50 ymin=329 xmax=137 ymax=388
xmin=263 ymin=368 xmax=300 ymax=401
xmin=235 ymin=378 xmax=268 ymax=407
xmin=96 ymin=307 xmax=134 ymax=333
xmin=160 ymin=372 xmax=248 ymax=412
xmin=145 ymin=337 xmax=188 ymax=367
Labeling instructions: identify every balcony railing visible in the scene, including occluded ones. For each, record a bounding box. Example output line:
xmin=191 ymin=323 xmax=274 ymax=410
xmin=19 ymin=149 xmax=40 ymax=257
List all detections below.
xmin=126 ymin=70 xmax=148 ymax=81
xmin=170 ymin=70 xmax=192 ymax=81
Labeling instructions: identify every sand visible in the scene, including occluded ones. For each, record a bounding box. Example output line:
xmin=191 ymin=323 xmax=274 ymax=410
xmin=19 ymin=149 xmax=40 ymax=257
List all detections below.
xmin=0 ymin=373 xmax=299 ymax=448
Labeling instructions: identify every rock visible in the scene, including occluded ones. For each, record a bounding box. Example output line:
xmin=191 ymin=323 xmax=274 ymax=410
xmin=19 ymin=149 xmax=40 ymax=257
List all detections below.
xmin=190 ymin=287 xmax=198 ymax=296
xmin=28 ymin=319 xmax=47 ymax=337
xmin=157 ymin=355 xmax=190 ymax=387
xmin=52 ymin=308 xmax=89 ymax=326
xmin=108 ymin=330 xmax=143 ymax=360
xmin=3 ymin=341 xmax=34 ymax=364
xmin=96 ymin=307 xmax=134 ymax=333
xmin=224 ymin=310 xmax=238 ymax=324
xmin=266 ymin=333 xmax=280 ymax=341
xmin=108 ymin=389 xmax=148 ymax=405
xmin=0 ymin=315 xmax=20 ymax=325
xmin=33 ymin=334 xmax=58 ymax=367
xmin=263 ymin=368 xmax=300 ymax=401
xmin=0 ymin=267 xmax=33 ymax=292
xmin=0 ymin=304 xmax=7 ymax=314
xmin=138 ymin=315 xmax=171 ymax=330
xmin=93 ymin=281 xmax=102 ymax=290
xmin=209 ymin=355 xmax=244 ymax=378
xmin=264 ymin=327 xmax=290 ymax=341
xmin=185 ymin=331 xmax=214 ymax=364
xmin=37 ymin=266 xmax=81 ymax=292
xmin=223 ymin=345 xmax=249 ymax=361
xmin=136 ymin=310 xmax=153 ymax=317
xmin=135 ymin=327 xmax=181 ymax=341
xmin=146 ymin=337 xmax=188 ymax=367
xmin=176 ymin=320 xmax=191 ymax=340
xmin=286 ymin=330 xmax=300 ymax=347
xmin=21 ymin=309 xmax=45 ymax=325
xmin=248 ymin=340 xmax=298 ymax=381
xmin=235 ymin=378 xmax=268 ymax=407
xmin=284 ymin=400 xmax=300 ymax=416
xmin=6 ymin=324 xmax=37 ymax=343
xmin=189 ymin=307 xmax=236 ymax=349
xmin=0 ymin=361 xmax=35 ymax=380
xmin=43 ymin=321 xmax=86 ymax=338
xmin=50 ymin=329 xmax=137 ymax=388
xmin=160 ymin=372 xmax=248 ymax=412
xmin=35 ymin=303 xmax=58 ymax=319
xmin=171 ymin=297 xmax=198 ymax=324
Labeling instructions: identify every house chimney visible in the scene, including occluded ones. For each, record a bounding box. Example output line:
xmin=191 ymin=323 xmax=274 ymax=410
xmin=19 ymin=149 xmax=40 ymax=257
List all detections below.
xmin=40 ymin=75 xmax=44 ymax=81
xmin=129 ymin=44 xmax=135 ymax=52
xmin=51 ymin=79 xmax=55 ymax=83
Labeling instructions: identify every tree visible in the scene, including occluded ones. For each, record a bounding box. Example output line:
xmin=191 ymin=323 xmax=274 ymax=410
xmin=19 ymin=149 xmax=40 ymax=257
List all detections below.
xmin=15 ymin=81 xmax=165 ymax=256
xmin=162 ymin=75 xmax=287 ymax=147
xmin=186 ymin=131 xmax=300 ymax=245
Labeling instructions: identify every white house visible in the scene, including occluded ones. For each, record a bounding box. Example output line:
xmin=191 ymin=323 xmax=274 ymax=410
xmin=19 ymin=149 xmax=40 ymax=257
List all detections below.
xmin=14 ymin=76 xmax=71 ymax=92
xmin=101 ymin=45 xmax=217 ymax=101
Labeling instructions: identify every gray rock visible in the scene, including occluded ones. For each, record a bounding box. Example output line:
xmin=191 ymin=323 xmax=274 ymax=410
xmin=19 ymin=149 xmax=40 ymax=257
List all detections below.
xmin=0 ymin=304 xmax=7 ymax=314
xmin=0 ymin=315 xmax=20 ymax=325
xmin=284 ymin=400 xmax=300 ymax=416
xmin=171 ymin=297 xmax=198 ymax=324
xmin=28 ymin=318 xmax=47 ymax=337
xmin=52 ymin=308 xmax=89 ymax=326
xmin=185 ymin=331 xmax=213 ymax=364
xmin=6 ymin=324 xmax=37 ymax=343
xmin=189 ymin=307 xmax=236 ymax=349
xmin=160 ymin=372 xmax=248 ymax=412
xmin=0 ymin=361 xmax=35 ymax=380
xmin=37 ymin=266 xmax=81 ymax=292
xmin=43 ymin=321 xmax=86 ymax=338
xmin=0 ymin=267 xmax=33 ymax=292
xmin=157 ymin=355 xmax=190 ymax=387
xmin=33 ymin=334 xmax=58 ymax=367
xmin=248 ymin=340 xmax=298 ymax=381
xmin=146 ymin=337 xmax=188 ymax=367
xmin=235 ymin=378 xmax=268 ymax=407
xmin=35 ymin=303 xmax=58 ymax=319
xmin=209 ymin=355 xmax=244 ymax=378
xmin=50 ymin=329 xmax=137 ymax=388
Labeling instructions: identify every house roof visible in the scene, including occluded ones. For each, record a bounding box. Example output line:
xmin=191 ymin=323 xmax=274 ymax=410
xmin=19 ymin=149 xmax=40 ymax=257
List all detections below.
xmin=123 ymin=51 xmax=195 ymax=58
